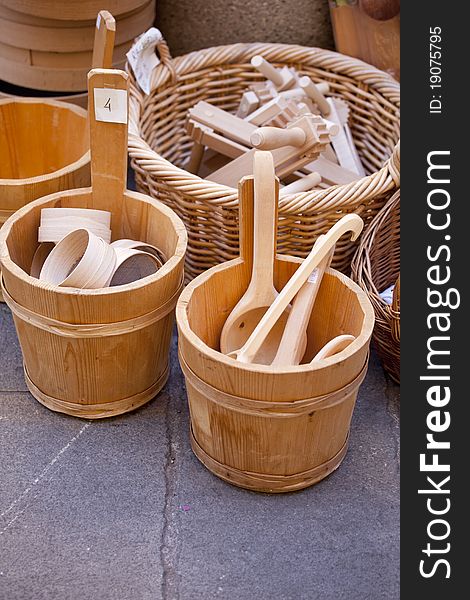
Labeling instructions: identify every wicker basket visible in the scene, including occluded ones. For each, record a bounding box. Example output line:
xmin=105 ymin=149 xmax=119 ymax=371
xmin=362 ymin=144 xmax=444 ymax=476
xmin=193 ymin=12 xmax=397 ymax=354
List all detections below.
xmin=128 ymin=39 xmax=400 ymax=281
xmin=351 ymin=190 xmax=400 ymax=383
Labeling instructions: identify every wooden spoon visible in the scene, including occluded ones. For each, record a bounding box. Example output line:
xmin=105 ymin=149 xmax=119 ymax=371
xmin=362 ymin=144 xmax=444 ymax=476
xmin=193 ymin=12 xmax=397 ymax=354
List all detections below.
xmin=228 ymin=214 xmax=364 ymax=364
xmin=219 ymin=151 xmax=288 ymax=364
xmin=311 ymin=334 xmax=355 ymax=362
xmin=271 ymin=238 xmax=334 ymax=366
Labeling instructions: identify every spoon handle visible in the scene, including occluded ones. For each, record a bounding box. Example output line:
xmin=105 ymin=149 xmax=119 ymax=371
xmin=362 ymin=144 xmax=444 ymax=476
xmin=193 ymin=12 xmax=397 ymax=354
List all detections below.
xmin=271 ymin=241 xmax=333 ymax=366
xmin=311 ymin=334 xmax=355 ymax=362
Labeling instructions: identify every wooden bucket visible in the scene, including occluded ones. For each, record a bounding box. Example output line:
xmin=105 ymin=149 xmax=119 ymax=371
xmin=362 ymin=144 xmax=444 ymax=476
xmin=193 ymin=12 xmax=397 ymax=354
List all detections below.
xmin=0 ymin=98 xmax=90 ymax=301
xmin=0 ymin=69 xmax=187 ymax=418
xmin=176 ymin=177 xmax=374 ymax=493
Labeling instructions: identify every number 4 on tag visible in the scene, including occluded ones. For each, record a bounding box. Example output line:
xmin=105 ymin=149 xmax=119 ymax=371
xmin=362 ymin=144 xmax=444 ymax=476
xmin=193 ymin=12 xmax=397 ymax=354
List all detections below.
xmin=94 ymin=88 xmax=127 ymax=124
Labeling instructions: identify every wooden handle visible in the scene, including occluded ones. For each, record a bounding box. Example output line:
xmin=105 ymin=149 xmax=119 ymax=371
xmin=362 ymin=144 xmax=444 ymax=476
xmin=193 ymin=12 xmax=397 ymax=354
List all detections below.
xmin=311 ymin=334 xmax=355 ymax=362
xmin=251 ymin=126 xmax=306 ymax=150
xmin=272 ymin=240 xmax=333 ymax=366
xmin=248 ymin=151 xmax=278 ymax=295
xmin=231 ymin=214 xmax=364 ymax=363
xmin=92 ymin=10 xmax=116 ymax=69
xmin=298 ymin=76 xmax=331 ymax=116
xmin=88 ymin=69 xmax=128 ymax=229
xmin=251 ymin=55 xmax=284 ymax=88
xmin=280 ymin=172 xmax=322 ymax=196
xmin=109 ymin=248 xmax=161 ymax=286
xmin=237 ymin=176 xmax=255 ymax=267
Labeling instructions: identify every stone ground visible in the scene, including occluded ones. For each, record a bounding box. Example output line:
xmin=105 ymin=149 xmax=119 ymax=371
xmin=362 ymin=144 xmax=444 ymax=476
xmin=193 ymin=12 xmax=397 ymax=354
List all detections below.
xmin=0 ymin=300 xmax=399 ymax=600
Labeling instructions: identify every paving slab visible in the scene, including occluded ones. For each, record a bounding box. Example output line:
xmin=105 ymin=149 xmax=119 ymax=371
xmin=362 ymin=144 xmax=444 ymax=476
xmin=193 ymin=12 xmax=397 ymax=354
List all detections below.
xmin=0 ymin=300 xmax=400 ymax=600
xmin=0 ymin=304 xmax=28 ymax=392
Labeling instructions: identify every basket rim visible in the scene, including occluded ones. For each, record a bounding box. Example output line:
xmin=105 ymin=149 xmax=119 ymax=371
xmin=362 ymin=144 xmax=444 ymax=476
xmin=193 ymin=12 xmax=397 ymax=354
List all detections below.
xmin=0 ymin=98 xmax=90 ymax=186
xmin=0 ymin=187 xmax=188 ymax=298
xmin=128 ymin=41 xmax=400 ymax=210
xmin=176 ymin=254 xmax=375 ymax=375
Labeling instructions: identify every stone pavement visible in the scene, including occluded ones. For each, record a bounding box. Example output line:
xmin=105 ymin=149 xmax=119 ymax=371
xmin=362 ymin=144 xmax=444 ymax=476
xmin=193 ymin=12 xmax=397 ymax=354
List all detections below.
xmin=0 ymin=301 xmax=399 ymax=600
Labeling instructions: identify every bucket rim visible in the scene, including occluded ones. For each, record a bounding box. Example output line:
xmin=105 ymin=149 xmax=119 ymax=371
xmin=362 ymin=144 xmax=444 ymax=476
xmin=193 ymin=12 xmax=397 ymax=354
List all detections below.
xmin=176 ymin=255 xmax=375 ymax=375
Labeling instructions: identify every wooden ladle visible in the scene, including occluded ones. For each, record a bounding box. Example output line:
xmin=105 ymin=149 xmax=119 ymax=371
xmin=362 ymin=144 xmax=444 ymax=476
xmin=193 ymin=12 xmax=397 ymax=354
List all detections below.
xmin=271 ymin=237 xmax=334 ymax=366
xmin=228 ymin=214 xmax=364 ymax=364
xmin=219 ymin=151 xmax=288 ymax=363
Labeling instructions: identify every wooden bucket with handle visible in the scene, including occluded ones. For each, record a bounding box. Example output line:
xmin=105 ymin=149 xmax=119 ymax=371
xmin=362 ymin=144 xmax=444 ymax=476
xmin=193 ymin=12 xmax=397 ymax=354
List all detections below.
xmin=0 ymin=69 xmax=187 ymax=418
xmin=176 ymin=170 xmax=374 ymax=493
xmin=0 ymin=12 xmax=119 ymax=301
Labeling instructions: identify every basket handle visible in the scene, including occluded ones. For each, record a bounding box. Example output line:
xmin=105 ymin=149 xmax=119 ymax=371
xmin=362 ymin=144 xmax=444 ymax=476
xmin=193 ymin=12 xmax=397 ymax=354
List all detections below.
xmin=155 ymin=36 xmax=176 ymax=82
xmin=88 ymin=69 xmax=129 ymax=232
xmin=127 ymin=28 xmax=177 ymax=96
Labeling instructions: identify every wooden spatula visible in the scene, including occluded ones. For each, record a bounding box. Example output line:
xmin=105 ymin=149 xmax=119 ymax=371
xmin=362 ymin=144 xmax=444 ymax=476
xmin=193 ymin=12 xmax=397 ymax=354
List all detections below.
xmin=219 ymin=151 xmax=289 ymax=363
xmin=227 ymin=214 xmax=363 ymax=364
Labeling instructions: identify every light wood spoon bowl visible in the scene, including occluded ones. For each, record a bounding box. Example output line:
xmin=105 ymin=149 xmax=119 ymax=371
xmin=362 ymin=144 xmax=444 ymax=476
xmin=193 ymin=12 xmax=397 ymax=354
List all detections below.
xmin=219 ymin=151 xmax=289 ymax=364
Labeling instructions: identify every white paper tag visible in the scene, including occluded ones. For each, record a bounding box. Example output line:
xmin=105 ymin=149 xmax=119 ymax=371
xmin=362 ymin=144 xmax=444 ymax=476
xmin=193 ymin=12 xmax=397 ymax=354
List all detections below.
xmin=126 ymin=27 xmax=163 ymax=95
xmin=96 ymin=13 xmax=101 ymax=29
xmin=307 ymin=268 xmax=319 ymax=284
xmin=94 ymin=88 xmax=128 ymax=124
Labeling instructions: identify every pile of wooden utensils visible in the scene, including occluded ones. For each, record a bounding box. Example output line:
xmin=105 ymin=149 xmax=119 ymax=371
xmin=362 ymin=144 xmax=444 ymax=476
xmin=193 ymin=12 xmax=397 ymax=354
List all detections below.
xmin=31 ymin=207 xmax=166 ymax=288
xmin=185 ymin=55 xmax=366 ymax=191
xmin=219 ymin=152 xmax=363 ymax=366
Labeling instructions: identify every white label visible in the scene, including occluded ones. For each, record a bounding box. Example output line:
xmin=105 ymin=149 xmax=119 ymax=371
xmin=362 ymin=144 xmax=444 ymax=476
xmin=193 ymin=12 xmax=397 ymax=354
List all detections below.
xmin=307 ymin=268 xmax=319 ymax=284
xmin=96 ymin=13 xmax=101 ymax=29
xmin=94 ymin=88 xmax=128 ymax=124
xmin=126 ymin=27 xmax=162 ymax=95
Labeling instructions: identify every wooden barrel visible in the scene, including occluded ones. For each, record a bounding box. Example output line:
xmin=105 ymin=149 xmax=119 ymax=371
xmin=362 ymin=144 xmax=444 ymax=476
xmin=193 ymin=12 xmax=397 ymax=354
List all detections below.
xmin=0 ymin=0 xmax=155 ymax=92
xmin=176 ymin=178 xmax=374 ymax=492
xmin=0 ymin=1 xmax=155 ymax=52
xmin=0 ymin=187 xmax=187 ymax=418
xmin=0 ymin=1 xmax=150 ymax=21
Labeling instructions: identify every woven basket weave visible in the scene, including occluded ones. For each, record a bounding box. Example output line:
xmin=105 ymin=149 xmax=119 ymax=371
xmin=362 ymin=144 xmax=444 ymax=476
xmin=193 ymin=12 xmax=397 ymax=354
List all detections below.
xmin=128 ymin=39 xmax=400 ymax=281
xmin=351 ymin=190 xmax=400 ymax=383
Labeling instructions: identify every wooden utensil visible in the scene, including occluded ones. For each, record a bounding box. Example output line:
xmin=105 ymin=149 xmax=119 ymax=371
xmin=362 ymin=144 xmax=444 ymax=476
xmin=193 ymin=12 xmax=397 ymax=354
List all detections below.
xmin=209 ymin=115 xmax=330 ymax=187
xmin=219 ymin=151 xmax=288 ymax=362
xmin=279 ymin=172 xmax=322 ymax=196
xmin=88 ymin=68 xmax=128 ymax=233
xmin=227 ymin=214 xmax=364 ymax=364
xmin=251 ymin=55 xmax=296 ymax=91
xmin=311 ymin=334 xmax=356 ymax=362
xmin=38 ymin=207 xmax=112 ymax=243
xmin=109 ymin=247 xmax=160 ymax=286
xmin=271 ymin=240 xmax=334 ymax=366
xmin=39 ymin=228 xmax=116 ymax=288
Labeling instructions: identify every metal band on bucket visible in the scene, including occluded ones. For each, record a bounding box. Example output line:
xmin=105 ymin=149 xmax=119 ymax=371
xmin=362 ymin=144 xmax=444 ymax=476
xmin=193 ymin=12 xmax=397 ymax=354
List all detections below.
xmin=178 ymin=350 xmax=369 ymax=418
xmin=1 ymin=275 xmax=184 ymax=338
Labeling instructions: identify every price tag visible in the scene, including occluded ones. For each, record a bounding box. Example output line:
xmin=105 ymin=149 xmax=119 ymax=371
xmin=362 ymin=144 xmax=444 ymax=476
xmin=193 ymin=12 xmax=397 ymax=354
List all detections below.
xmin=94 ymin=88 xmax=128 ymax=124
xmin=126 ymin=27 xmax=162 ymax=95
xmin=307 ymin=268 xmax=319 ymax=284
